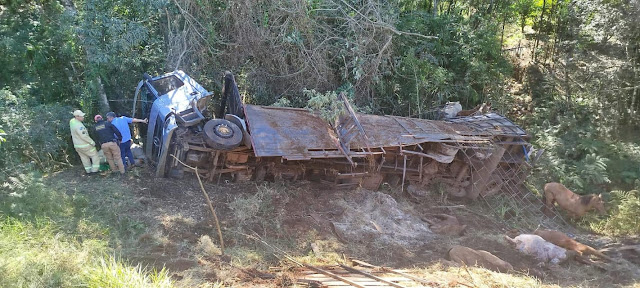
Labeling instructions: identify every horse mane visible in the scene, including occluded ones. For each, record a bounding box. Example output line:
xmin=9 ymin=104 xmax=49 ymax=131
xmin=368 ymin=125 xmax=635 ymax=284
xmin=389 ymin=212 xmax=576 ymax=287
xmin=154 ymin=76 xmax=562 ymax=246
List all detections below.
xmin=580 ymin=194 xmax=595 ymax=205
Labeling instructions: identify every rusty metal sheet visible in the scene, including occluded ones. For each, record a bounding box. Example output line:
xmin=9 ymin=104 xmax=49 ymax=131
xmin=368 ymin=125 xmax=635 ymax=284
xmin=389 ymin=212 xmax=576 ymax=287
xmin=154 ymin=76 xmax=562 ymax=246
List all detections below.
xmin=244 ymin=105 xmax=343 ymax=159
xmin=244 ymin=104 xmax=526 ymax=159
xmin=351 ymin=114 xmax=489 ymax=148
xmin=446 ymin=113 xmax=528 ymax=137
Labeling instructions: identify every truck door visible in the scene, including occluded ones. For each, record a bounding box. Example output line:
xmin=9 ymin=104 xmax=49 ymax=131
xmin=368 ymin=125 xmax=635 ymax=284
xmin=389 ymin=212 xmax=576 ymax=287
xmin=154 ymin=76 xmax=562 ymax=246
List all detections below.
xmin=138 ymin=84 xmax=155 ymax=137
xmin=150 ymin=114 xmax=164 ymax=164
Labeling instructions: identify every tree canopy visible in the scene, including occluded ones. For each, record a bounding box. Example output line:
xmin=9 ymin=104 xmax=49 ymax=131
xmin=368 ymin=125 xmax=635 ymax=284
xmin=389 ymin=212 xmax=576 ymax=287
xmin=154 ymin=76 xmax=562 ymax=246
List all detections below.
xmin=1 ymin=0 xmax=639 ymax=195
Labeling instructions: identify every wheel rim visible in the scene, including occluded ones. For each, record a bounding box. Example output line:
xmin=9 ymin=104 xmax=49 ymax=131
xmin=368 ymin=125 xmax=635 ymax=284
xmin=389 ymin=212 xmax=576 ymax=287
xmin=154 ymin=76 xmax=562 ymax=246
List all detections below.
xmin=214 ymin=124 xmax=234 ymax=138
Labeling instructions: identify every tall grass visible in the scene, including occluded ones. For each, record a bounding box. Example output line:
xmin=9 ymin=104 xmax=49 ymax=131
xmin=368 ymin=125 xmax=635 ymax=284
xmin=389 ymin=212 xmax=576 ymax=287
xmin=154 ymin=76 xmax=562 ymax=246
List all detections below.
xmin=0 ymin=172 xmax=173 ymax=287
xmin=0 ymin=218 xmax=173 ymax=287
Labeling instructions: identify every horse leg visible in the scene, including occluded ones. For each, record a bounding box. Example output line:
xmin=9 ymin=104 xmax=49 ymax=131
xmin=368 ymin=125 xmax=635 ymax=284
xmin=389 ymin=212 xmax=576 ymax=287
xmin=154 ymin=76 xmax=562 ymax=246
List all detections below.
xmin=542 ymin=190 xmax=555 ymax=217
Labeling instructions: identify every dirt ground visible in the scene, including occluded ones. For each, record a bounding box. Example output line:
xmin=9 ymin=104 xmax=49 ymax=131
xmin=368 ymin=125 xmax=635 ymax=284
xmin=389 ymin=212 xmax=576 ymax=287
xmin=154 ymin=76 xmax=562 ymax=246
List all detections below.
xmin=49 ymin=167 xmax=640 ymax=287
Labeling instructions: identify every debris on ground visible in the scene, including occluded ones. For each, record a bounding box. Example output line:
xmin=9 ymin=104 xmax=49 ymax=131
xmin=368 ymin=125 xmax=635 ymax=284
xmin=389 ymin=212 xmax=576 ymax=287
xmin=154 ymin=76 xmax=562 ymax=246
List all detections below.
xmin=330 ymin=190 xmax=434 ymax=247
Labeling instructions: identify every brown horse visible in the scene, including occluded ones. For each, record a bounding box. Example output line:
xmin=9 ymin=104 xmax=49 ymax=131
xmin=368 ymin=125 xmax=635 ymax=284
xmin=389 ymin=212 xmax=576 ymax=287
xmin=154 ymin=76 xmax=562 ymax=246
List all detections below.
xmin=533 ymin=229 xmax=613 ymax=261
xmin=543 ymin=182 xmax=606 ymax=218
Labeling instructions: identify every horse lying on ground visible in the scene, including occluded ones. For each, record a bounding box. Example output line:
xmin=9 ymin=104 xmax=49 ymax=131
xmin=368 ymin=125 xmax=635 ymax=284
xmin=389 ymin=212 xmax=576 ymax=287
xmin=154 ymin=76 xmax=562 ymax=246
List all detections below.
xmin=543 ymin=182 xmax=606 ymax=218
xmin=504 ymin=234 xmax=576 ymax=264
xmin=422 ymin=214 xmax=467 ymax=236
xmin=447 ymin=245 xmax=513 ymax=272
xmin=533 ymin=229 xmax=613 ymax=262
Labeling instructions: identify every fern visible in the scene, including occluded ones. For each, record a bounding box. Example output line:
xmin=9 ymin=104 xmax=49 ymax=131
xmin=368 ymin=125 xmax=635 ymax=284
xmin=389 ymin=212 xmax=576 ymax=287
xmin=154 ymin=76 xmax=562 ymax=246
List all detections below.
xmin=589 ymin=190 xmax=640 ymax=236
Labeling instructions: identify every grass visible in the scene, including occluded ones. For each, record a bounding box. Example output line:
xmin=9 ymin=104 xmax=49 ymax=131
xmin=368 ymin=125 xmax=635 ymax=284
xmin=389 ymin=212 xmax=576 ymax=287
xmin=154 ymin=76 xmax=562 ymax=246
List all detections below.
xmin=0 ymin=218 xmax=172 ymax=287
xmin=412 ymin=263 xmax=549 ymax=288
xmin=0 ymin=171 xmax=172 ymax=287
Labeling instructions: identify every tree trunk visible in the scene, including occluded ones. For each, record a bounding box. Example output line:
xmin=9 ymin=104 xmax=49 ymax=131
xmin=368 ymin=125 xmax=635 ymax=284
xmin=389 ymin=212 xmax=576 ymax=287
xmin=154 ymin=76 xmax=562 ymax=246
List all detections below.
xmin=565 ymin=1 xmax=576 ymax=105
xmin=533 ymin=0 xmax=547 ymax=63
xmin=486 ymin=0 xmax=494 ymax=15
xmin=543 ymin=0 xmax=557 ymax=63
xmin=501 ymin=13 xmax=506 ymax=48
xmin=97 ymin=76 xmax=111 ymax=113
xmin=564 ymin=53 xmax=572 ymax=104
xmin=433 ymin=0 xmax=438 ymax=16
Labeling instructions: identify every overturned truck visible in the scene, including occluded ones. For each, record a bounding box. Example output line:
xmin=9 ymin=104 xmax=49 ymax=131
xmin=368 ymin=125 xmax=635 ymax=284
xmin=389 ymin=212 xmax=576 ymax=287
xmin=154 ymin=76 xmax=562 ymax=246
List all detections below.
xmin=132 ymin=70 xmax=536 ymax=199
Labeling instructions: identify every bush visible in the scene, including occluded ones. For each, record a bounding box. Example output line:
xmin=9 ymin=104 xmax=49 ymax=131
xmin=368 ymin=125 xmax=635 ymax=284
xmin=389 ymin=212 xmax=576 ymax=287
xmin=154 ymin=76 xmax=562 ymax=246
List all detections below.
xmin=0 ymin=171 xmax=69 ymax=219
xmin=0 ymin=88 xmax=74 ymax=173
xmin=587 ymin=190 xmax=640 ymax=236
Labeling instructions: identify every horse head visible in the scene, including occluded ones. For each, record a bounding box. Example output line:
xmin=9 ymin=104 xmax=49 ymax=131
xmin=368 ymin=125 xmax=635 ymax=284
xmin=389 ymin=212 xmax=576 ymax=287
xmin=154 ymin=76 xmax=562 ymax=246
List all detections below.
xmin=589 ymin=194 xmax=606 ymax=215
xmin=482 ymin=102 xmax=492 ymax=113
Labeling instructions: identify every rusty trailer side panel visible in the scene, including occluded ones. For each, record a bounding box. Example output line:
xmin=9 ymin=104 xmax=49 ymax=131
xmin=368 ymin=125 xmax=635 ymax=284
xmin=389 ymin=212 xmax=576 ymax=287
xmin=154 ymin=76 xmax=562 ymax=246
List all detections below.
xmin=446 ymin=113 xmax=528 ymax=138
xmin=244 ymin=105 xmax=345 ymax=160
xmin=244 ymin=105 xmax=520 ymax=160
xmin=353 ymin=114 xmax=490 ymax=149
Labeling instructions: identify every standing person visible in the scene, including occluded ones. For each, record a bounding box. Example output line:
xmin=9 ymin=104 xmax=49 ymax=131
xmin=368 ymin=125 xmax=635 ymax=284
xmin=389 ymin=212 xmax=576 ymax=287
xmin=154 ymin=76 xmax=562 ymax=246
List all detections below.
xmin=94 ymin=114 xmax=125 ymax=176
xmin=70 ymin=110 xmax=100 ymax=175
xmin=106 ymin=112 xmax=148 ymax=170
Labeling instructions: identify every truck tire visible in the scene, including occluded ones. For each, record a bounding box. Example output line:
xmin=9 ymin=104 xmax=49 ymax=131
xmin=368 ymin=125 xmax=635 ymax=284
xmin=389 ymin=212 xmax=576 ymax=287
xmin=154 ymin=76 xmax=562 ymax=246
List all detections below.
xmin=204 ymin=119 xmax=243 ymax=150
xmin=225 ymin=114 xmax=252 ymax=149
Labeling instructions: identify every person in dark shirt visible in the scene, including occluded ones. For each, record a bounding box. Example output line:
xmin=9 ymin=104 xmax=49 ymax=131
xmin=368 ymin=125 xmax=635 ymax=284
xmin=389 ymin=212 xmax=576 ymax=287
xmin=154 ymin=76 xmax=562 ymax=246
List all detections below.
xmin=94 ymin=114 xmax=125 ymax=176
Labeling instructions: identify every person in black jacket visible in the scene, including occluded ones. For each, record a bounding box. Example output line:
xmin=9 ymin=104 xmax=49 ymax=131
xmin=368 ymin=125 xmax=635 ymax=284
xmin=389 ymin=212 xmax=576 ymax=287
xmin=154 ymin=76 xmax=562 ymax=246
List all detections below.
xmin=94 ymin=114 xmax=125 ymax=175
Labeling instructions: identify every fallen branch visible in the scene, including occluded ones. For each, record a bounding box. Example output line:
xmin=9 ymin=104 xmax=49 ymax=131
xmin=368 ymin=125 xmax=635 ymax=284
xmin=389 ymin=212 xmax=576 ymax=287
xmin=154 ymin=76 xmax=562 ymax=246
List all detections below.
xmin=170 ymin=154 xmax=225 ymax=254
xmin=432 ymin=205 xmax=466 ymax=209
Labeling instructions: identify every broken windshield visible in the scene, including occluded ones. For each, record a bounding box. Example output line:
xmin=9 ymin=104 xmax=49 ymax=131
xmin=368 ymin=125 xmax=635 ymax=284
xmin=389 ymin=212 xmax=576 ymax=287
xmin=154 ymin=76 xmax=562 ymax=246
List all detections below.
xmin=150 ymin=75 xmax=184 ymax=96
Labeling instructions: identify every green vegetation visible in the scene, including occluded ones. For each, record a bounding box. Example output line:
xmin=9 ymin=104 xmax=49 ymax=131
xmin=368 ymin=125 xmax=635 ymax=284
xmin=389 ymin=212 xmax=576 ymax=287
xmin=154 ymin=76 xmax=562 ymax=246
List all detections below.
xmin=585 ymin=189 xmax=640 ymax=236
xmin=0 ymin=172 xmax=171 ymax=287
xmin=0 ymin=218 xmax=172 ymax=288
xmin=1 ymin=0 xmax=640 ymax=285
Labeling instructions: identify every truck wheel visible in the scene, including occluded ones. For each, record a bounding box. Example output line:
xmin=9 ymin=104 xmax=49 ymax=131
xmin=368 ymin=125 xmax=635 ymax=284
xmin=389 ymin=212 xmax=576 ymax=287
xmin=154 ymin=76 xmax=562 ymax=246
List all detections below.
xmin=204 ymin=119 xmax=243 ymax=150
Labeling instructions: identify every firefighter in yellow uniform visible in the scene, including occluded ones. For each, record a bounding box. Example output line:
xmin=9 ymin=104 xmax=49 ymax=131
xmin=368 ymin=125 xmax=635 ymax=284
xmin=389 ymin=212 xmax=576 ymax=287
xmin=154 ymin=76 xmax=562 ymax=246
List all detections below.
xmin=70 ymin=110 xmax=100 ymax=175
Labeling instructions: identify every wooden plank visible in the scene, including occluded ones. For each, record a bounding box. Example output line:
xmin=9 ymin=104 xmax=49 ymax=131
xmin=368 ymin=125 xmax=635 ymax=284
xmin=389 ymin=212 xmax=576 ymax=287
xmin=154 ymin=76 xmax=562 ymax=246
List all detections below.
xmin=301 ymin=264 xmax=366 ymax=288
xmin=298 ymin=266 xmax=425 ymax=288
xmin=339 ymin=264 xmax=407 ymax=288
xmin=350 ymin=259 xmax=437 ymax=286
xmin=303 ymin=275 xmax=390 ymax=283
xmin=322 ymin=282 xmax=395 ymax=287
